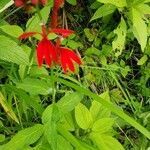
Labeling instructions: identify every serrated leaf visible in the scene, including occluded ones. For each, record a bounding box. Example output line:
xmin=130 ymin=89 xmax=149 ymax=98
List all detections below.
xmin=132 ymin=8 xmax=147 ymax=52
xmin=91 ymin=4 xmax=116 ymax=21
xmin=92 ymin=118 xmax=114 ymax=133
xmin=112 ymin=17 xmax=127 ymax=57
xmin=0 ymin=36 xmax=29 ymax=65
xmin=16 ymin=78 xmax=52 ymax=95
xmin=42 ymin=104 xmax=60 ymax=149
xmin=91 ymin=134 xmax=124 ymax=150
xmin=97 ymin=0 xmax=127 ymax=7
xmin=75 ymin=103 xmax=93 ymax=129
xmin=90 ymin=91 xmax=111 ymax=121
xmin=0 ymin=25 xmax=23 ymax=38
xmin=57 ymin=92 xmax=83 ymax=113
xmin=2 ymin=124 xmax=44 ymax=150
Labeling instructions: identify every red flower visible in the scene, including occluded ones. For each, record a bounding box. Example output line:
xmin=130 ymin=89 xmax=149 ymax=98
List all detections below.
xmin=19 ymin=25 xmax=57 ymax=67
xmin=19 ymin=26 xmax=74 ymax=67
xmin=58 ymin=47 xmax=82 ymax=73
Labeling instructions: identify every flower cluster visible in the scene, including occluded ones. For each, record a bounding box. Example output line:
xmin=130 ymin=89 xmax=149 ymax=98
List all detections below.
xmin=18 ymin=0 xmax=82 ymax=73
xmin=14 ymin=0 xmax=47 ymax=7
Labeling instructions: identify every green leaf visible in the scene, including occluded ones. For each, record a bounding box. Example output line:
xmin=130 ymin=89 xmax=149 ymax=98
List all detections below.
xmin=57 ymin=135 xmax=73 ymax=150
xmin=84 ymin=28 xmax=95 ymax=42
xmin=57 ymin=92 xmax=83 ymax=113
xmin=135 ymin=4 xmax=150 ymax=16
xmin=97 ymin=0 xmax=127 ymax=7
xmin=75 ymin=103 xmax=93 ymax=129
xmin=85 ymin=47 xmax=101 ymax=56
xmin=26 ymin=4 xmax=53 ymax=32
xmin=112 ymin=17 xmax=127 ymax=57
xmin=91 ymin=4 xmax=116 ymax=21
xmin=0 ymin=134 xmax=5 ymax=143
xmin=90 ymin=134 xmax=124 ymax=150
xmin=42 ymin=104 xmax=60 ymax=150
xmin=92 ymin=118 xmax=114 ymax=133
xmin=2 ymin=124 xmax=44 ymax=150
xmin=137 ymin=55 xmax=148 ymax=65
xmin=59 ymin=113 xmax=75 ymax=131
xmin=0 ymin=36 xmax=29 ymax=65
xmin=0 ymin=25 xmax=23 ymax=38
xmin=0 ymin=92 xmax=19 ymax=123
xmin=66 ymin=0 xmax=77 ymax=5
xmin=0 ymin=0 xmax=12 ymax=12
xmin=132 ymin=8 xmax=147 ymax=52
xmin=90 ymin=91 xmax=111 ymax=122
xmin=16 ymin=78 xmax=52 ymax=95
xmin=56 ymin=78 xmax=150 ymax=139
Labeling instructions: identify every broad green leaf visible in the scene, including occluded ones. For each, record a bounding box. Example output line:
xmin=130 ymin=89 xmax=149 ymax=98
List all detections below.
xmin=16 ymin=78 xmax=52 ymax=95
xmin=97 ymin=0 xmax=127 ymax=7
xmin=29 ymin=66 xmax=49 ymax=77
xmin=92 ymin=118 xmax=114 ymax=133
xmin=132 ymin=8 xmax=147 ymax=52
xmin=57 ymin=135 xmax=73 ymax=150
xmin=2 ymin=124 xmax=44 ymax=150
xmin=57 ymin=92 xmax=83 ymax=113
xmin=90 ymin=134 xmax=124 ymax=150
xmin=90 ymin=91 xmax=111 ymax=121
xmin=75 ymin=103 xmax=93 ymax=129
xmin=0 ymin=25 xmax=23 ymax=38
xmin=85 ymin=47 xmax=101 ymax=56
xmin=91 ymin=4 xmax=116 ymax=21
xmin=0 ymin=92 xmax=19 ymax=123
xmin=137 ymin=55 xmax=148 ymax=65
xmin=135 ymin=4 xmax=150 ymax=16
xmin=112 ymin=17 xmax=127 ymax=57
xmin=26 ymin=3 xmax=53 ymax=32
xmin=57 ymin=78 xmax=150 ymax=139
xmin=59 ymin=113 xmax=75 ymax=131
xmin=0 ymin=36 xmax=29 ymax=65
xmin=66 ymin=0 xmax=77 ymax=5
xmin=42 ymin=105 xmax=60 ymax=149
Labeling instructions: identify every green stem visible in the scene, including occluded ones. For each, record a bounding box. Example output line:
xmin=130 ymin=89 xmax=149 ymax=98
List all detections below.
xmin=51 ymin=69 xmax=56 ymax=104
xmin=55 ymin=77 xmax=150 ymax=140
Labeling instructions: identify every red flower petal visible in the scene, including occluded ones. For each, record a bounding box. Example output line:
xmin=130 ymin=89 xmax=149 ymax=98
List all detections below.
xmin=19 ymin=32 xmax=38 ymax=40
xmin=50 ymin=29 xmax=74 ymax=38
xmin=37 ymin=38 xmax=56 ymax=67
xmin=59 ymin=47 xmax=81 ymax=72
xmin=61 ymin=47 xmax=81 ymax=65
